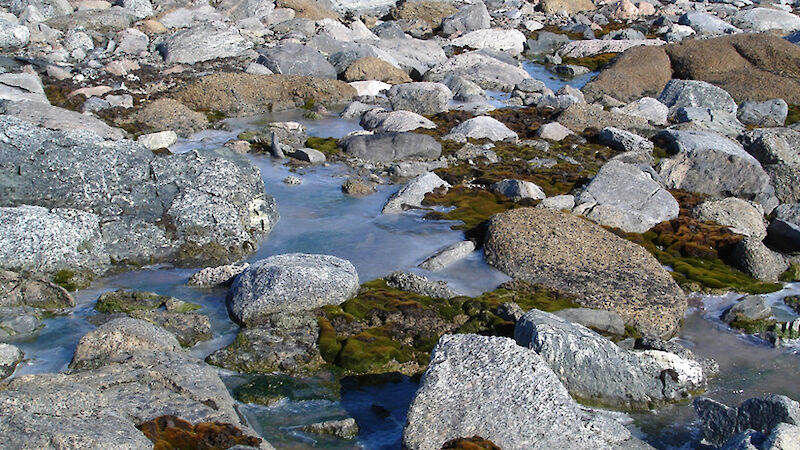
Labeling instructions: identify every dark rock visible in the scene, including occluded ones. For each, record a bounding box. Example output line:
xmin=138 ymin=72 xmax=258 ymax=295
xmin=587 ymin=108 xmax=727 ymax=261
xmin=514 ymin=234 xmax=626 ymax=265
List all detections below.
xmin=340 ymin=132 xmax=442 ymax=162
xmin=582 ymin=45 xmax=672 ymax=103
xmin=694 ymin=395 xmax=800 ymax=447
xmin=766 ymin=204 xmax=800 ymax=253
xmin=741 ymin=128 xmax=800 ymax=204
xmin=257 ymin=42 xmax=336 ymax=78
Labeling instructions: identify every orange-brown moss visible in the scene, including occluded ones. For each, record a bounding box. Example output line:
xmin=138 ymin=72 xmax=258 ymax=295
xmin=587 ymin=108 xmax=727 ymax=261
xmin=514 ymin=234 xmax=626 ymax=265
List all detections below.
xmin=137 ymin=415 xmax=262 ymax=450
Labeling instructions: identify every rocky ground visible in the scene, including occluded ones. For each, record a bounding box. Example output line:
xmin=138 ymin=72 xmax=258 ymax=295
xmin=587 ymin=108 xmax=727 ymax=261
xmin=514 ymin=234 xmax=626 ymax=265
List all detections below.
xmin=1 ymin=0 xmax=800 ymax=447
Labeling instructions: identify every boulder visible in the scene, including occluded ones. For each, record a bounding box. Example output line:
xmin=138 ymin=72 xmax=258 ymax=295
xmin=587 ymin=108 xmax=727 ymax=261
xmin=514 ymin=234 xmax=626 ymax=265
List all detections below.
xmin=385 ymin=272 xmax=455 ymax=299
xmin=559 ymin=39 xmax=664 ymax=58
xmin=177 ymin=73 xmax=357 ymax=116
xmin=256 ymin=43 xmax=336 ymax=79
xmin=343 ymin=57 xmax=411 ymax=84
xmin=557 ymin=103 xmax=653 ymax=134
xmin=582 ymin=45 xmax=672 ymax=103
xmin=0 ymin=270 xmax=74 ymax=311
xmin=373 ymin=38 xmax=447 ymax=77
xmin=598 ymin=127 xmax=654 ymax=153
xmin=539 ymin=194 xmax=575 ymax=211
xmin=554 ymin=308 xmax=626 ymax=336
xmin=131 ymin=98 xmax=209 ymax=137
xmin=419 ymin=240 xmax=475 ymax=271
xmin=137 ymin=130 xmax=177 ymax=150
xmin=538 ymin=0 xmax=595 ymax=15
xmin=730 ymin=237 xmax=788 ymax=282
xmin=70 ymin=317 xmax=182 ymax=370
xmin=0 ymin=73 xmax=49 ymax=104
xmin=615 ymin=97 xmax=669 ymax=126
xmin=656 ymin=130 xmax=777 ymax=212
xmin=387 ymin=82 xmax=452 ymax=116
xmin=515 ymin=308 xmax=705 ymax=408
xmin=0 ymin=100 xmax=124 ymax=140
xmin=402 ymin=334 xmax=640 ymax=449
xmin=574 ymin=160 xmax=679 ymax=233
xmin=0 ymin=116 xmax=278 ymax=272
xmin=731 ymin=8 xmax=800 ymax=33
xmin=391 ymin=0 xmax=456 ymax=28
xmin=440 ymin=2 xmax=490 ymax=37
xmin=0 ymin=205 xmax=110 ymax=276
xmin=491 ymin=179 xmax=546 ymax=202
xmin=188 ymin=263 xmax=249 ymax=287
xmin=766 ymin=204 xmax=800 ymax=253
xmin=737 ymin=99 xmax=788 ymax=128
xmin=0 ymin=343 xmax=22 ymax=379
xmin=9 ymin=0 xmax=72 ymax=19
xmin=678 ymin=11 xmax=741 ymax=36
xmin=228 ymin=253 xmax=359 ymax=326
xmin=450 ymin=29 xmax=526 ymax=56
xmin=658 ymin=79 xmax=737 ymax=116
xmin=160 ymin=21 xmax=252 ymax=65
xmin=741 ymin=128 xmax=800 ymax=204
xmin=340 ymin=132 xmax=441 ymax=162
xmin=694 ymin=395 xmax=800 ymax=447
xmin=45 ymin=7 xmax=135 ymax=33
xmin=0 ymin=20 xmax=29 ymax=49
xmin=721 ymin=295 xmax=772 ymax=325
xmin=446 ymin=116 xmax=517 ymax=142
xmin=382 ymin=172 xmax=450 ymax=213
xmin=537 ymin=122 xmax=573 ymax=141
xmin=424 ymin=50 xmax=532 ymax=92
xmin=360 ymin=109 xmax=436 ymax=133
xmin=692 ymin=198 xmax=766 ymax=239
xmin=484 ymin=208 xmax=687 ymax=337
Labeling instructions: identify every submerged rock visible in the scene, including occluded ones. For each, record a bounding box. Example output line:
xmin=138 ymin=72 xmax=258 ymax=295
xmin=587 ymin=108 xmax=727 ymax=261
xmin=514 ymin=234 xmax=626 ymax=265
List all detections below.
xmin=382 ymin=172 xmax=450 ymax=213
xmin=385 ymin=272 xmax=456 ymax=299
xmin=402 ymin=334 xmax=644 ymax=449
xmin=484 ymin=208 xmax=686 ymax=337
xmin=299 ymin=418 xmax=359 ymax=439
xmin=188 ymin=263 xmax=250 ymax=287
xmin=419 ymin=241 xmax=475 ymax=271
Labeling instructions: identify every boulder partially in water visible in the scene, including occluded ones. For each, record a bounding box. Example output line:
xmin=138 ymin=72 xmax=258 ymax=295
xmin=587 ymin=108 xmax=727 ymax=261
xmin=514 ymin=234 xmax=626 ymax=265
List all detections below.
xmin=484 ymin=208 xmax=686 ymax=337
xmin=0 ymin=343 xmax=22 ymax=380
xmin=402 ymin=334 xmax=644 ymax=449
xmin=694 ymin=395 xmax=800 ymax=447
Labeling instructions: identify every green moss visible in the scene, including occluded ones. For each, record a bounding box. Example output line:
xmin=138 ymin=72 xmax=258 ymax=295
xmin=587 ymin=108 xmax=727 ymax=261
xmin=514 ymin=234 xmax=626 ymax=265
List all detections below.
xmin=170 ymin=301 xmax=202 ymax=313
xmin=335 ymin=325 xmax=418 ymax=374
xmin=95 ymin=290 xmax=168 ymax=314
xmin=783 ymin=296 xmax=800 ymax=314
xmin=786 ymin=104 xmax=800 ymax=126
xmin=202 ymin=109 xmax=226 ymax=123
xmin=305 ymin=136 xmax=341 ymax=156
xmin=234 ymin=373 xmax=339 ymax=405
xmin=302 ymin=98 xmax=316 ymax=110
xmin=729 ymin=316 xmax=777 ymax=334
xmin=780 ymin=263 xmax=800 ymax=282
xmin=561 ymin=53 xmax=617 ymax=72
xmin=421 ymin=185 xmax=520 ymax=233
xmin=52 ymin=269 xmax=92 ymax=291
xmin=177 ymin=241 xmax=242 ymax=266
xmin=318 ymin=317 xmax=342 ymax=363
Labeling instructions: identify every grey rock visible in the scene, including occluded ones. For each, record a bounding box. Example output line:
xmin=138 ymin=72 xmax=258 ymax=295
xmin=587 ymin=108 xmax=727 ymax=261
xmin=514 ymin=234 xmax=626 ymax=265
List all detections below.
xmin=731 ymin=237 xmax=789 ymax=282
xmin=382 ymin=172 xmax=449 ymax=213
xmin=538 ymin=194 xmax=575 ymax=211
xmin=598 ymin=127 xmax=654 ymax=153
xmin=137 ymin=130 xmax=177 ymax=150
xmin=616 ymin=97 xmax=669 ymax=126
xmin=440 ymin=2 xmax=490 ymax=37
xmin=299 ymin=418 xmax=359 ymax=439
xmin=721 ymin=295 xmax=772 ymax=324
xmin=658 ymin=79 xmax=738 ymax=116
xmin=70 ymin=317 xmax=182 ymax=370
xmin=672 ymin=107 xmax=746 ymax=138
xmin=360 ymin=109 xmax=436 ymax=133
xmin=0 ymin=73 xmax=48 ymax=104
xmin=491 ymin=179 xmax=546 ymax=202
xmin=732 ymin=8 xmax=800 ymax=33
xmin=257 ymin=43 xmax=336 ymax=79
xmin=553 ymin=64 xmax=590 ymax=78
xmin=763 ymin=423 xmax=800 ymax=449
xmin=656 ymin=130 xmax=777 ymax=212
xmin=1 ymin=100 xmax=124 ymax=140
xmin=555 ymin=308 xmax=626 ymax=336
xmin=285 ymin=147 xmax=325 ymax=164
xmin=10 ymin=0 xmax=71 ymax=19
xmin=0 ymin=20 xmax=29 ymax=48
xmin=694 ymin=395 xmax=800 ymax=447
xmin=575 ymin=160 xmax=679 ymax=233
xmin=121 ymin=0 xmax=154 ymax=19
xmin=206 ymin=311 xmax=322 ymax=374
xmin=45 ymin=7 xmax=136 ymax=33
xmin=741 ymin=128 xmax=800 ymax=204
xmin=389 ymin=160 xmax=448 ymax=179
xmin=494 ymin=301 xmax=524 ymax=322
xmin=387 ymin=82 xmax=452 ymax=116
xmin=0 ymin=205 xmax=110 ymax=276
xmin=738 ymin=99 xmax=788 ymax=128
xmin=419 ymin=240 xmax=475 ymax=271
xmin=692 ymin=198 xmax=767 ymax=239
xmin=0 ymin=116 xmax=278 ymax=273
xmin=536 ymin=93 xmax=583 ymax=112
xmin=161 ymin=21 xmax=252 ymax=65
xmin=402 ymin=334 xmax=640 ymax=449
xmin=766 ymin=204 xmax=800 ymax=253
xmin=453 ymin=143 xmax=498 ymax=163
xmin=515 ymin=308 xmax=706 ymax=409
xmin=385 ymin=272 xmax=456 ymax=299
xmin=341 ymin=132 xmax=442 ymax=162
xmin=0 ymin=270 xmax=74 ymax=310
xmin=0 ymin=343 xmax=22 ymax=379
xmin=678 ymin=11 xmax=741 ymax=36
xmin=424 ymin=50 xmax=532 ymax=92
xmin=373 ymin=38 xmax=447 ymax=77
xmin=537 ymin=122 xmax=573 ymax=141
xmin=525 ymin=31 xmax=570 ymax=55
xmin=228 ymin=253 xmax=359 ymax=326
xmin=444 ymin=75 xmax=487 ymax=102
xmin=446 ymin=116 xmax=517 ymax=142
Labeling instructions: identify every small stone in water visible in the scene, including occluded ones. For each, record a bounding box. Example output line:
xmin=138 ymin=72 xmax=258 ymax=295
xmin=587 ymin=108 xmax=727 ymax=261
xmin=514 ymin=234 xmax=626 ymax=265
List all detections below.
xmin=283 ymin=175 xmax=302 ymax=185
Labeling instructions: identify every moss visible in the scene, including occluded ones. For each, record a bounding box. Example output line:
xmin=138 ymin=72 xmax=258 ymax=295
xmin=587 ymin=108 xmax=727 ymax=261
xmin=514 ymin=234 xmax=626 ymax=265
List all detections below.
xmin=95 ymin=290 xmax=168 ymax=313
xmin=442 ymin=436 xmax=502 ymax=450
xmin=305 ymin=136 xmax=341 ymax=156
xmin=780 ymin=263 xmax=800 ymax=282
xmin=234 ymin=373 xmax=339 ymax=405
xmin=201 ymin=109 xmax=226 ymax=123
xmin=786 ymin=104 xmax=800 ymax=126
xmin=422 ymin=185 xmax=521 ymax=233
xmin=561 ymin=53 xmax=617 ymax=72
xmin=171 ymin=301 xmax=202 ymax=313
xmin=729 ymin=316 xmax=777 ymax=334
xmin=618 ymin=191 xmax=782 ymax=294
xmin=177 ymin=242 xmax=242 ymax=267
xmin=52 ymin=269 xmax=92 ymax=291
xmin=302 ymin=98 xmax=316 ymax=110
xmin=783 ymin=296 xmax=800 ymax=314
xmin=137 ymin=415 xmax=262 ymax=449
xmin=44 ymin=84 xmax=84 ymax=112
xmin=317 ymin=279 xmax=576 ymax=375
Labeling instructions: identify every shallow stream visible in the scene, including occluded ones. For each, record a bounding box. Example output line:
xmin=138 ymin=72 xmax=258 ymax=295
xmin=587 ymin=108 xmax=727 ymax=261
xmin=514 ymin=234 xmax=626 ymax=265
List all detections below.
xmin=7 ymin=66 xmax=800 ymax=449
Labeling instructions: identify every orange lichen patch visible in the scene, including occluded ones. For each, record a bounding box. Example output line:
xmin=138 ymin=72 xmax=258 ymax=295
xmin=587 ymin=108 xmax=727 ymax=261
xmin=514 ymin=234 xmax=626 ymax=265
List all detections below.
xmin=137 ymin=415 xmax=262 ymax=450
xmin=442 ymin=436 xmax=502 ymax=450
